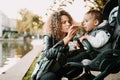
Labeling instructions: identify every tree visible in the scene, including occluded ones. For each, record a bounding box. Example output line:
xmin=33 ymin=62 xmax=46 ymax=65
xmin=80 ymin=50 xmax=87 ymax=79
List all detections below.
xmin=83 ymin=0 xmax=109 ymax=10
xmin=46 ymin=0 xmax=109 ymax=14
xmin=16 ymin=8 xmax=44 ymax=37
xmin=45 ymin=0 xmax=74 ymax=16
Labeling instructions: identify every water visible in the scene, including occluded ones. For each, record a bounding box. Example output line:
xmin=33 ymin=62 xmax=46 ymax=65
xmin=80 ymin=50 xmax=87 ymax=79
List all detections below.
xmin=0 ymin=40 xmax=33 ymax=74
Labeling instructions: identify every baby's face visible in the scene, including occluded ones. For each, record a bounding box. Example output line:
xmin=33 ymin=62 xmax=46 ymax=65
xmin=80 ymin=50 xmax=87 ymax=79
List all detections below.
xmin=83 ymin=14 xmax=98 ymax=32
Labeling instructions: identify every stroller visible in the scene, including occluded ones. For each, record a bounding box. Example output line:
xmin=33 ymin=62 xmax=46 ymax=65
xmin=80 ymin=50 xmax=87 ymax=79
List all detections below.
xmin=67 ymin=0 xmax=120 ymax=80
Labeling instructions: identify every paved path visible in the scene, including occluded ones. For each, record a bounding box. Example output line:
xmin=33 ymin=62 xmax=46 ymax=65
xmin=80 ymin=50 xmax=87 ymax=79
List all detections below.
xmin=0 ymin=39 xmax=43 ymax=80
xmin=62 ymin=71 xmax=120 ymax=80
xmin=92 ymin=71 xmax=120 ymax=80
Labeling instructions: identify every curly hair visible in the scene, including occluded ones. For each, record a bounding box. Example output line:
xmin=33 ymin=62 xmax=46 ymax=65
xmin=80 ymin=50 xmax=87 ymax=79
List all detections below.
xmin=43 ymin=10 xmax=73 ymax=40
xmin=86 ymin=10 xmax=104 ymax=24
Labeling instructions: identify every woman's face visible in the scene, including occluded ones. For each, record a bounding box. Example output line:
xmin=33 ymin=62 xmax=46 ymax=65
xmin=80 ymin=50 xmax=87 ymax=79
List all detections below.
xmin=60 ymin=15 xmax=71 ymax=33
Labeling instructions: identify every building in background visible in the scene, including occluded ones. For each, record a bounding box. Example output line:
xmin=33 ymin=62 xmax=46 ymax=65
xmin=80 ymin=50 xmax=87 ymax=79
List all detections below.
xmin=0 ymin=10 xmax=17 ymax=38
xmin=0 ymin=11 xmax=9 ymax=37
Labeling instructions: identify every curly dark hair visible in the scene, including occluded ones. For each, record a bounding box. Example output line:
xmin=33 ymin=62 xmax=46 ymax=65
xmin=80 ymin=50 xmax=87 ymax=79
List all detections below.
xmin=43 ymin=10 xmax=73 ymax=40
xmin=86 ymin=9 xmax=104 ymax=24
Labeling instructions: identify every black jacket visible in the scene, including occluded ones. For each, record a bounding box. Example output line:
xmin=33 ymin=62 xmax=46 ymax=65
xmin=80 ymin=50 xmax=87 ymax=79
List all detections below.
xmin=42 ymin=35 xmax=70 ymax=65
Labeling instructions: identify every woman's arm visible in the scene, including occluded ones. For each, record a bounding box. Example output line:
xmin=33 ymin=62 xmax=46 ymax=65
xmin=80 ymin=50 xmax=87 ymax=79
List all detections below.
xmin=63 ymin=25 xmax=79 ymax=45
xmin=43 ymin=35 xmax=68 ymax=59
xmin=43 ymin=26 xmax=78 ymax=59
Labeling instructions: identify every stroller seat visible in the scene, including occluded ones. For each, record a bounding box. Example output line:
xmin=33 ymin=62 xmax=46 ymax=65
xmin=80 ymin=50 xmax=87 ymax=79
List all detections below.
xmin=66 ymin=0 xmax=120 ymax=79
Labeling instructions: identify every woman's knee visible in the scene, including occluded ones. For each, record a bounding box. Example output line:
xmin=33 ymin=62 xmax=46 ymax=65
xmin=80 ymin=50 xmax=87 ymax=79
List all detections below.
xmin=64 ymin=66 xmax=83 ymax=79
xmin=40 ymin=72 xmax=60 ymax=80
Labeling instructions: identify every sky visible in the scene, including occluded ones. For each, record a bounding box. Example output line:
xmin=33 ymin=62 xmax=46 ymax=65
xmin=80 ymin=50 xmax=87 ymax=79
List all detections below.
xmin=0 ymin=0 xmax=89 ymax=22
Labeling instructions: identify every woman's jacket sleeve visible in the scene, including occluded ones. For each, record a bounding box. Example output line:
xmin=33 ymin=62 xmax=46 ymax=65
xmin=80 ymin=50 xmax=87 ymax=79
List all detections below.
xmin=43 ymin=35 xmax=68 ymax=60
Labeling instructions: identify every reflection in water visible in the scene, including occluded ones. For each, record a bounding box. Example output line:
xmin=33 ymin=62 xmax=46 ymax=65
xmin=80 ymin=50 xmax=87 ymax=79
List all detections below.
xmin=16 ymin=41 xmax=33 ymax=58
xmin=0 ymin=40 xmax=33 ymax=74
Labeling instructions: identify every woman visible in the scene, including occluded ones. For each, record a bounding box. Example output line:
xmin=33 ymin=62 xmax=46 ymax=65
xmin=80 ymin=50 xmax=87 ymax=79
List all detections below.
xmin=33 ymin=10 xmax=83 ymax=80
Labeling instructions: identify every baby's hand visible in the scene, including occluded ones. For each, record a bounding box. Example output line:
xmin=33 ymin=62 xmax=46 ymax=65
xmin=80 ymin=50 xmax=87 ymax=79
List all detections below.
xmin=79 ymin=35 xmax=89 ymax=42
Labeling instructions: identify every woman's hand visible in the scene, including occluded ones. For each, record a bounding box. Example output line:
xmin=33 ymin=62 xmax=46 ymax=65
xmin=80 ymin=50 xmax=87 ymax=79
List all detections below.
xmin=67 ymin=25 xmax=79 ymax=40
xmin=63 ymin=26 xmax=78 ymax=45
xmin=74 ymin=41 xmax=80 ymax=49
xmin=68 ymin=41 xmax=80 ymax=51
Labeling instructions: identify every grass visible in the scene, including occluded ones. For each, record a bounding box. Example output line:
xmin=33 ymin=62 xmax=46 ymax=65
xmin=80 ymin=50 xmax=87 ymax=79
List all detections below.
xmin=22 ymin=53 xmax=40 ymax=80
